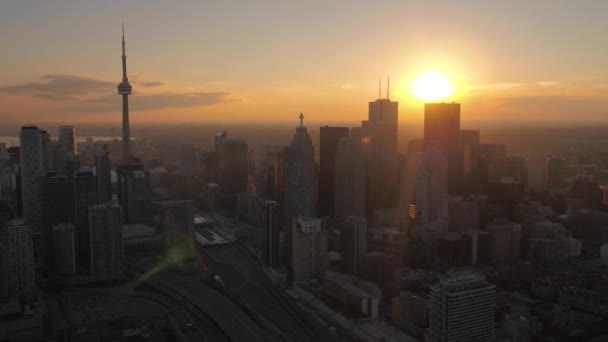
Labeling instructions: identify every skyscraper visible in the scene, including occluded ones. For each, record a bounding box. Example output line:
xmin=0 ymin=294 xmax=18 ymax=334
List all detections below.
xmin=180 ymin=143 xmax=196 ymax=172
xmin=334 ymin=133 xmax=366 ymax=222
xmin=95 ymin=145 xmax=112 ymax=203
xmin=340 ymin=216 xmax=367 ymax=275
xmin=291 ymin=216 xmax=328 ymax=282
xmin=52 ymin=223 xmax=76 ymax=276
xmin=40 ymin=130 xmax=52 ymax=172
xmin=318 ymin=126 xmax=349 ymax=218
xmin=20 ymin=126 xmax=45 ymax=234
xmin=284 ymin=114 xmax=317 ymax=268
xmin=117 ymin=23 xmax=133 ymax=163
xmin=460 ymin=129 xmax=480 ymax=194
xmin=363 ymin=96 xmax=399 ymax=214
xmin=0 ymin=218 xmax=35 ymax=297
xmin=424 ymin=103 xmax=462 ymax=194
xmin=70 ymin=169 xmax=97 ymax=272
xmin=429 ymin=272 xmax=496 ymax=342
xmin=219 ymin=139 xmax=248 ymax=207
xmin=89 ymin=201 xmax=123 ymax=282
xmin=58 ymin=125 xmax=77 ymax=157
xmin=410 ymin=148 xmax=449 ymax=244
xmin=116 ymin=162 xmax=147 ymax=224
xmin=156 ymin=200 xmax=195 ymax=262
xmin=262 ymin=200 xmax=280 ymax=267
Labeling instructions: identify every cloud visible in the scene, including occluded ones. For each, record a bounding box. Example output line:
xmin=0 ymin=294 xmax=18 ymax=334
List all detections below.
xmin=67 ymin=92 xmax=232 ymax=112
xmin=0 ymin=74 xmax=114 ymax=100
xmin=139 ymin=81 xmax=166 ymax=87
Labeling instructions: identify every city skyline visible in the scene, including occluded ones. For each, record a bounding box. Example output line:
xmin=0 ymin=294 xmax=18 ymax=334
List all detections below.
xmin=2 ymin=1 xmax=608 ymax=125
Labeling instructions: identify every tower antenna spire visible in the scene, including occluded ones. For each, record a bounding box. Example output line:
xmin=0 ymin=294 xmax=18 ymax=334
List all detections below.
xmin=387 ymin=75 xmax=390 ymax=99
xmin=378 ymin=76 xmax=381 ymax=99
xmin=299 ymin=113 xmax=304 ymax=127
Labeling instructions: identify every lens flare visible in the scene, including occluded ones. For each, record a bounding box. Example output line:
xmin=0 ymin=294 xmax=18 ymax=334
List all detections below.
xmin=410 ymin=70 xmax=455 ymax=102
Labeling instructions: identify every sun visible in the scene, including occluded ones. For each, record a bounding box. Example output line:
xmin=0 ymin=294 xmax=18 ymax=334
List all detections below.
xmin=410 ymin=70 xmax=455 ymax=102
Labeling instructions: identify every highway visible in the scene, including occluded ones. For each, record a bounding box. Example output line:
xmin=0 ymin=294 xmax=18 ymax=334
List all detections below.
xmin=200 ymin=243 xmax=341 ymax=342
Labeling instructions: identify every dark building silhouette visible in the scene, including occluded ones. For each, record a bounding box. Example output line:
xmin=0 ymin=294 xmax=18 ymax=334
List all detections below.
xmin=95 ymin=145 xmax=112 ymax=203
xmin=319 ymin=126 xmax=349 ymax=218
xmin=69 ymin=169 xmax=97 ymax=273
xmin=262 ymin=200 xmax=280 ymax=267
xmin=424 ymin=103 xmax=462 ymax=194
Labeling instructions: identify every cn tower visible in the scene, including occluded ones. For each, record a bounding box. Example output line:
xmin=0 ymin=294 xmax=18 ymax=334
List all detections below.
xmin=117 ymin=23 xmax=133 ymax=163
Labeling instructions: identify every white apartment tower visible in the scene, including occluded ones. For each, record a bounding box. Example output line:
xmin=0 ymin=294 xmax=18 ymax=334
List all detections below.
xmin=429 ymin=272 xmax=496 ymax=342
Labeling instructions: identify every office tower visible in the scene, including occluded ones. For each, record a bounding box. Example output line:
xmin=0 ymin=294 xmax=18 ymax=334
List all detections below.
xmin=319 ymin=126 xmax=349 ymax=218
xmin=485 ymin=219 xmax=522 ymax=262
xmin=219 ymin=139 xmax=248 ymax=207
xmin=116 ymin=162 xmax=147 ymax=223
xmin=58 ymin=125 xmax=77 ymax=157
xmin=488 ymin=156 xmax=527 ymax=183
xmin=363 ymin=96 xmax=399 ymax=213
xmin=410 ymin=148 xmax=449 ymax=244
xmin=340 ymin=216 xmax=367 ymax=275
xmin=205 ymin=182 xmax=219 ymax=211
xmin=41 ymin=173 xmax=69 ymax=261
xmin=266 ymin=149 xmax=284 ymax=202
xmin=214 ymin=131 xmax=227 ymax=156
xmin=89 ymin=201 xmax=123 ymax=282
xmin=291 ymin=216 xmax=328 ymax=282
xmin=40 ymin=130 xmax=52 ymax=172
xmin=461 ymin=230 xmax=491 ymax=265
xmin=528 ymin=221 xmax=576 ymax=264
xmin=52 ymin=223 xmax=76 ymax=276
xmin=202 ymin=151 xmax=219 ymax=184
xmin=0 ymin=218 xmax=35 ymax=297
xmin=0 ymin=143 xmax=8 ymax=159
xmin=460 ymin=129 xmax=479 ymax=193
xmin=262 ymin=200 xmax=280 ymax=266
xmin=70 ymin=169 xmax=97 ymax=272
xmin=334 ymin=134 xmax=366 ymax=223
xmin=284 ymin=114 xmax=317 ymax=267
xmin=424 ymin=103 xmax=462 ymax=194
xmin=544 ymin=156 xmax=567 ymax=191
xmin=84 ymin=137 xmax=95 ymax=166
xmin=436 ymin=233 xmax=462 ymax=266
xmin=399 ymin=139 xmax=425 ymax=232
xmin=117 ymin=24 xmax=133 ymax=163
xmin=448 ymin=198 xmax=480 ymax=233
xmin=156 ymin=200 xmax=195 ymax=261
xmin=180 ymin=143 xmax=196 ymax=172
xmin=95 ymin=145 xmax=112 ymax=203
xmin=20 ymin=126 xmax=45 ymax=234
xmin=429 ymin=272 xmax=496 ymax=342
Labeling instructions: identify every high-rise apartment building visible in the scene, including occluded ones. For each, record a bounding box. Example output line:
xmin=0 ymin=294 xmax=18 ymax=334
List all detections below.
xmin=58 ymin=125 xmax=77 ymax=157
xmin=318 ymin=126 xmax=349 ymax=218
xmin=424 ymin=103 xmax=462 ymax=194
xmin=89 ymin=201 xmax=123 ymax=282
xmin=40 ymin=130 xmax=52 ymax=172
xmin=334 ymin=134 xmax=366 ymax=223
xmin=429 ymin=272 xmax=496 ymax=342
xmin=20 ymin=126 xmax=45 ymax=234
xmin=284 ymin=114 xmax=317 ymax=268
xmin=0 ymin=218 xmax=35 ymax=297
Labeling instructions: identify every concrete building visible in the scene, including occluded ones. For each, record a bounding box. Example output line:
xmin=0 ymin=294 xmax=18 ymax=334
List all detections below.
xmin=363 ymin=97 xmax=399 ymax=213
xmin=334 ymin=133 xmax=366 ymax=222
xmin=528 ymin=221 xmax=577 ymax=264
xmin=429 ymin=272 xmax=496 ymax=342
xmin=321 ymin=272 xmax=381 ymax=318
xmin=318 ymin=126 xmax=349 ymax=218
xmin=262 ymin=200 xmax=280 ymax=267
xmin=205 ymin=182 xmax=219 ymax=211
xmin=20 ymin=126 xmax=45 ymax=234
xmin=291 ymin=216 xmax=328 ymax=282
xmin=485 ymin=219 xmax=522 ymax=262
xmin=339 ymin=216 xmax=367 ymax=275
xmin=424 ymin=103 xmax=462 ymax=194
xmin=0 ymin=218 xmax=35 ymax=297
xmin=52 ymin=223 xmax=76 ymax=275
xmin=284 ymin=114 xmax=317 ymax=269
xmin=89 ymin=201 xmax=123 ymax=282
xmin=461 ymin=229 xmax=491 ymax=265
xmin=70 ymin=169 xmax=97 ymax=272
